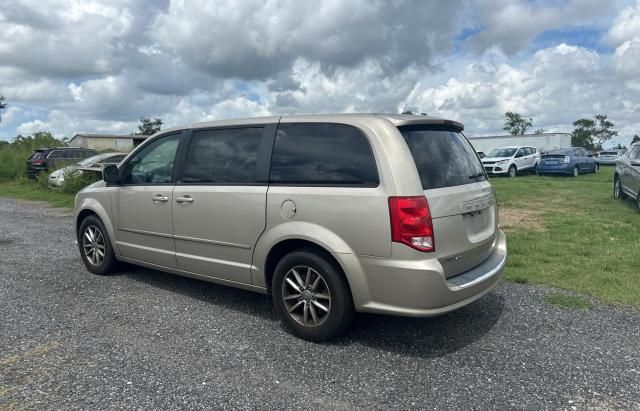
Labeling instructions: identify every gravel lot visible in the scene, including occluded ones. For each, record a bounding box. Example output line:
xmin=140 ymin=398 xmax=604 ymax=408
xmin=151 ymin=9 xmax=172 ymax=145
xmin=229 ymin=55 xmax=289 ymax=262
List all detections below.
xmin=1 ymin=197 xmax=639 ymax=410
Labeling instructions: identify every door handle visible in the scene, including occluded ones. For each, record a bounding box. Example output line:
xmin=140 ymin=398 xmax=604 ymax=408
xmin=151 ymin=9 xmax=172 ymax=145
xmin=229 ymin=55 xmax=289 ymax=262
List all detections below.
xmin=152 ymin=194 xmax=169 ymax=202
xmin=175 ymin=195 xmax=194 ymax=203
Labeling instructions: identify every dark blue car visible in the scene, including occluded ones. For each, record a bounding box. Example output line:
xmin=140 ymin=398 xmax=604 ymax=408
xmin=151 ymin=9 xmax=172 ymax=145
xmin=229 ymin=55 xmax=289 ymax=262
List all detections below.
xmin=536 ymin=147 xmax=598 ymax=176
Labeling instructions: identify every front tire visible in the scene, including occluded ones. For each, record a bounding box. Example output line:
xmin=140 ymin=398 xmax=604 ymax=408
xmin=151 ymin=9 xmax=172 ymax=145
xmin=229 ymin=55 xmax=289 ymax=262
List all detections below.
xmin=572 ymin=166 xmax=579 ymax=177
xmin=614 ymin=176 xmax=626 ymax=200
xmin=508 ymin=165 xmax=517 ymax=178
xmin=78 ymin=215 xmax=118 ymax=275
xmin=272 ymin=250 xmax=354 ymax=341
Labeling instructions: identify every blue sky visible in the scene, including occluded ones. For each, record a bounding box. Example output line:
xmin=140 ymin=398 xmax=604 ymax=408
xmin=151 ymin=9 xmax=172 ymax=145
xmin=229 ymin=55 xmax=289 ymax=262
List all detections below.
xmin=1 ymin=0 xmax=640 ymax=147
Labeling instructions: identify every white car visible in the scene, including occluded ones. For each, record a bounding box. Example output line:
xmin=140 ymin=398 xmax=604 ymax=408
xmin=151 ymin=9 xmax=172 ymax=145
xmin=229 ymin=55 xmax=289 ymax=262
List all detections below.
xmin=481 ymin=146 xmax=540 ymax=177
xmin=48 ymin=152 xmax=126 ymax=187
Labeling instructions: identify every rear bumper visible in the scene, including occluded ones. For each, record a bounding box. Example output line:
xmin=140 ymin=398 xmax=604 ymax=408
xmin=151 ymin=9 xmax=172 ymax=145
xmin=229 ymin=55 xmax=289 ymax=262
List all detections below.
xmin=342 ymin=230 xmax=507 ymax=317
xmin=537 ymin=164 xmax=572 ymax=174
xmin=597 ymin=159 xmax=616 ymax=165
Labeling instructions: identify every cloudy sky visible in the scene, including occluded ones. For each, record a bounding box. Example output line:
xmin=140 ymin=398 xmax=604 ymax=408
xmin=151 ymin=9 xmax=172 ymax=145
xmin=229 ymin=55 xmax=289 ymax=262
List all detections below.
xmin=1 ymin=0 xmax=639 ymax=146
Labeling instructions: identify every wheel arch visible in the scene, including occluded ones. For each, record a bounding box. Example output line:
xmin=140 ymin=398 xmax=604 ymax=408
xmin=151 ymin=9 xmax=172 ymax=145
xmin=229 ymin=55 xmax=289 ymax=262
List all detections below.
xmin=75 ymin=198 xmax=119 ymax=255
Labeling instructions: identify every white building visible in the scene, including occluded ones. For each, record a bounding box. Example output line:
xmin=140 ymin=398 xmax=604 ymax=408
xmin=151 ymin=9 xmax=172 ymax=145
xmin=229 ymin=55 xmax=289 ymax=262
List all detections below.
xmin=68 ymin=133 xmax=149 ymax=152
xmin=468 ymin=133 xmax=571 ymax=154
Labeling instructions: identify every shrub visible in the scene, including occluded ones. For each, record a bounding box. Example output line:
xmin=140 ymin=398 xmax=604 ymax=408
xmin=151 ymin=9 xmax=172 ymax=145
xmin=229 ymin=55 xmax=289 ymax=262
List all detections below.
xmin=60 ymin=170 xmax=102 ymax=194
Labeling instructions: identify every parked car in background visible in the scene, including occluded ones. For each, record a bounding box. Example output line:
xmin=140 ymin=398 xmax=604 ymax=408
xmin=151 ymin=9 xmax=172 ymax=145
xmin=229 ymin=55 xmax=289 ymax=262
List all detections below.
xmin=27 ymin=147 xmax=97 ymax=179
xmin=614 ymin=143 xmax=640 ymax=209
xmin=73 ymin=113 xmax=507 ymax=341
xmin=597 ymin=150 xmax=620 ymax=165
xmin=536 ymin=147 xmax=598 ymax=176
xmin=481 ymin=146 xmax=540 ymax=177
xmin=48 ymin=152 xmax=127 ymax=187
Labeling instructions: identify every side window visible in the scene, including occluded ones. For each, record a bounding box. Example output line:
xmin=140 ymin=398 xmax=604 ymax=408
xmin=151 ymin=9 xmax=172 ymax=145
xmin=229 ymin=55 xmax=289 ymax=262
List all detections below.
xmin=181 ymin=127 xmax=263 ymax=184
xmin=48 ymin=150 xmax=64 ymax=159
xmin=83 ymin=150 xmax=96 ymax=158
xmin=270 ymin=123 xmax=379 ymax=186
xmin=66 ymin=150 xmax=81 ymax=159
xmin=121 ymin=134 xmax=182 ymax=185
xmin=514 ymin=148 xmax=523 ymax=158
xmin=630 ymin=146 xmax=640 ymax=160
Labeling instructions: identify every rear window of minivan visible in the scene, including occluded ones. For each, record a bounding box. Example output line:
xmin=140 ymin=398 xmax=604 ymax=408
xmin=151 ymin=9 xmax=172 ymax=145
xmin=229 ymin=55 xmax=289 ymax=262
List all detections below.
xmin=398 ymin=125 xmax=486 ymax=190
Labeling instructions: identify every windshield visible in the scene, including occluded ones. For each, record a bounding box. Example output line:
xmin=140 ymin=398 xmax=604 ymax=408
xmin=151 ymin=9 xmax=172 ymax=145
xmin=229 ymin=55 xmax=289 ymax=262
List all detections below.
xmin=398 ymin=125 xmax=486 ymax=190
xmin=487 ymin=148 xmax=517 ymax=158
xmin=78 ymin=154 xmax=110 ymax=166
xmin=545 ymin=149 xmax=570 ymax=155
xmin=29 ymin=151 xmax=47 ymax=160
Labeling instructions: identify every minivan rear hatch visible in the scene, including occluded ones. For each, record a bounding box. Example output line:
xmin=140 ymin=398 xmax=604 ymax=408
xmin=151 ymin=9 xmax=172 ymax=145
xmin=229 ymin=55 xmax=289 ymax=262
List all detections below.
xmin=398 ymin=125 xmax=497 ymax=277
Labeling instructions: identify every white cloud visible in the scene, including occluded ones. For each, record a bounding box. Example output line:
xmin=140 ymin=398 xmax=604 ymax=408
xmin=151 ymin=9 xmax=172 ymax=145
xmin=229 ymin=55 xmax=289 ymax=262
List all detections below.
xmin=1 ymin=0 xmax=640 ymax=148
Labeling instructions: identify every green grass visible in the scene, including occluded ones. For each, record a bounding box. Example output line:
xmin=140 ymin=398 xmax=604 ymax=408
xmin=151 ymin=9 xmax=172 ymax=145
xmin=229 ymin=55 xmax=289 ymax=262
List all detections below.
xmin=0 ymin=180 xmax=75 ymax=208
xmin=545 ymin=293 xmax=593 ymax=309
xmin=491 ymin=166 xmax=640 ymax=309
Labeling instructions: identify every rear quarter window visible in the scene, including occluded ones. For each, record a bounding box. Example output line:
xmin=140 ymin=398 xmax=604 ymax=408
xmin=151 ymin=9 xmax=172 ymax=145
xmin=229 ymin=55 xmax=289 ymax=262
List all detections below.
xmin=398 ymin=125 xmax=486 ymax=190
xmin=270 ymin=123 xmax=379 ymax=186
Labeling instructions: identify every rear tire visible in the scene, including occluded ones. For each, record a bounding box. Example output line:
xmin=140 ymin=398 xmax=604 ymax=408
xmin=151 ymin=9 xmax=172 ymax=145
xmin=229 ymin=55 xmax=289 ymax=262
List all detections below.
xmin=78 ymin=215 xmax=118 ymax=275
xmin=272 ymin=249 xmax=354 ymax=341
xmin=508 ymin=165 xmax=517 ymax=178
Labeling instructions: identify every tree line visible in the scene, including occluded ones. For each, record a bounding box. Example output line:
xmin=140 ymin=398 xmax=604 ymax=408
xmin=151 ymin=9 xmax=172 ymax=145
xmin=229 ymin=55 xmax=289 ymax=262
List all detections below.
xmin=502 ymin=110 xmax=639 ymax=151
xmin=2 ymin=91 xmax=639 ymax=152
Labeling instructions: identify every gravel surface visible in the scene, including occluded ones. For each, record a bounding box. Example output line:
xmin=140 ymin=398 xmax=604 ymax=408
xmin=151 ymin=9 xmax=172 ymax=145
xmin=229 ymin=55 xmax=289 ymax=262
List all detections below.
xmin=1 ymin=197 xmax=639 ymax=410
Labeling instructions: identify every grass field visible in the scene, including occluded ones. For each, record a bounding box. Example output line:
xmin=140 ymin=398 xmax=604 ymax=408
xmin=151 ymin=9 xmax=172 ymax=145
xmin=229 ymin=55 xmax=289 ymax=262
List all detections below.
xmin=0 ymin=166 xmax=638 ymax=308
xmin=492 ymin=166 xmax=640 ymax=309
xmin=0 ymin=181 xmax=76 ymax=208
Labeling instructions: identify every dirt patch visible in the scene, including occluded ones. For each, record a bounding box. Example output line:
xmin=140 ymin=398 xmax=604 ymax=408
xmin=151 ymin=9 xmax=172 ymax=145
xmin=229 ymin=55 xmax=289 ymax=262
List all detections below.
xmin=499 ymin=208 xmax=546 ymax=231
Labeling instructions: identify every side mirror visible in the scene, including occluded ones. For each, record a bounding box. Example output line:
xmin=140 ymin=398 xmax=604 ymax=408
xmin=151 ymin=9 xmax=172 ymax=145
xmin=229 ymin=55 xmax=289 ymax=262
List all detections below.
xmin=587 ymin=153 xmax=594 ymax=158
xmin=103 ymin=164 xmax=120 ymax=185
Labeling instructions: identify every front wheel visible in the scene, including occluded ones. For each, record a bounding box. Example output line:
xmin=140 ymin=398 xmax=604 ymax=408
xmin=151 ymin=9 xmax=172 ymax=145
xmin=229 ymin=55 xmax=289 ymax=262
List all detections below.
xmin=593 ymin=163 xmax=599 ymax=173
xmin=614 ymin=176 xmax=626 ymax=200
xmin=508 ymin=165 xmax=517 ymax=178
xmin=78 ymin=215 xmax=118 ymax=275
xmin=272 ymin=250 xmax=354 ymax=341
xmin=572 ymin=166 xmax=579 ymax=177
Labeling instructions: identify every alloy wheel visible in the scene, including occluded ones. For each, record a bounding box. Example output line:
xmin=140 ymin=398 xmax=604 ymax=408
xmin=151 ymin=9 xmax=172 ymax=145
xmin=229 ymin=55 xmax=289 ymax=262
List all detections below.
xmin=282 ymin=266 xmax=331 ymax=327
xmin=82 ymin=225 xmax=106 ymax=266
xmin=573 ymin=167 xmax=579 ymax=177
xmin=614 ymin=179 xmax=621 ymax=199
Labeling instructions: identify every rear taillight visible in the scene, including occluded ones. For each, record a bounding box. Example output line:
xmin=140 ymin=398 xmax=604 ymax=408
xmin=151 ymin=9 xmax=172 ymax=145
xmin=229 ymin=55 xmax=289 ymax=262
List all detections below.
xmin=388 ymin=196 xmax=435 ymax=252
xmin=30 ymin=160 xmax=44 ymax=165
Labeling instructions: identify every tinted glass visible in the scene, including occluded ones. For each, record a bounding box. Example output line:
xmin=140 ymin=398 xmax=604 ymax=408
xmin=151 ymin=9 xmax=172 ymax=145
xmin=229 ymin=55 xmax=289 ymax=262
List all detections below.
xmin=270 ymin=123 xmax=379 ymax=185
xmin=48 ymin=150 xmax=65 ymax=159
xmin=30 ymin=151 xmax=46 ymax=160
xmin=546 ymin=149 xmax=571 ymax=155
xmin=487 ymin=148 xmax=517 ymax=157
xmin=122 ymin=134 xmax=181 ymax=184
xmin=398 ymin=125 xmax=486 ymax=190
xmin=181 ymin=127 xmax=263 ymax=184
xmin=629 ymin=146 xmax=640 ymax=160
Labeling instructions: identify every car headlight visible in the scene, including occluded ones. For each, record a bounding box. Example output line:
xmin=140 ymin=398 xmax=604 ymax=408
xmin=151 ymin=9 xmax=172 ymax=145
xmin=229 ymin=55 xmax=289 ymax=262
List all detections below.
xmin=496 ymin=160 xmax=508 ymax=165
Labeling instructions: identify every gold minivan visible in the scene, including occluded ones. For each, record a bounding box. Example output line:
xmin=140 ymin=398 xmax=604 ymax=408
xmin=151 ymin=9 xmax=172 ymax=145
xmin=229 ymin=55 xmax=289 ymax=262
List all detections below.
xmin=74 ymin=114 xmax=507 ymax=341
